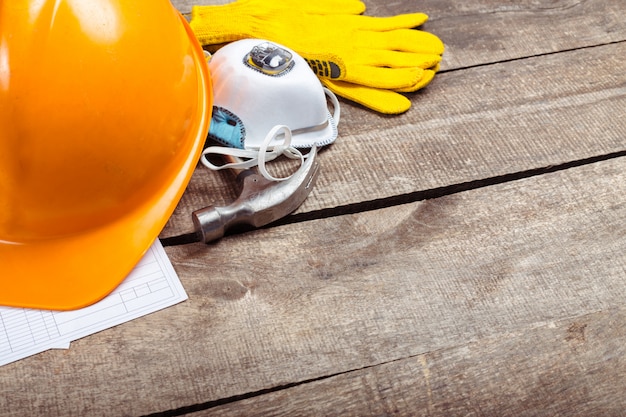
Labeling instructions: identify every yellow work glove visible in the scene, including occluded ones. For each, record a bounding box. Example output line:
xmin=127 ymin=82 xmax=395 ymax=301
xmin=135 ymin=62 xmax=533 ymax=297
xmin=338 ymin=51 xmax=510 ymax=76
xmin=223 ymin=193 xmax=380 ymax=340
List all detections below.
xmin=192 ymin=0 xmax=366 ymax=45
xmin=321 ymin=62 xmax=441 ymax=114
xmin=190 ymin=0 xmax=444 ymax=91
xmin=321 ymin=65 xmax=439 ymax=114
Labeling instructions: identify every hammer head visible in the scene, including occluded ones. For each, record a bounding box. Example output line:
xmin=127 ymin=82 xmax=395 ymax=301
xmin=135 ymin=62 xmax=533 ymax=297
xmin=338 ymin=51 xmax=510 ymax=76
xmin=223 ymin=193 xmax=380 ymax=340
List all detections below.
xmin=192 ymin=146 xmax=320 ymax=243
xmin=237 ymin=146 xmax=320 ymax=227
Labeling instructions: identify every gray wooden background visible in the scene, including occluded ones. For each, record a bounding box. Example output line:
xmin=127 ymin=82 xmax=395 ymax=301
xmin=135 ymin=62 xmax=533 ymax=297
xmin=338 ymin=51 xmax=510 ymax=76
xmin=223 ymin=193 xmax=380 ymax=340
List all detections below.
xmin=1 ymin=0 xmax=624 ymax=416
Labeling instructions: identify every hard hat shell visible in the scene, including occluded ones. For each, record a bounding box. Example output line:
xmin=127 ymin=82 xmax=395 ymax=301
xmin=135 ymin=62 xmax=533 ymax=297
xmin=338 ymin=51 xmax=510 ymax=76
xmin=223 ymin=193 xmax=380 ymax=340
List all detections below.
xmin=0 ymin=1 xmax=212 ymax=310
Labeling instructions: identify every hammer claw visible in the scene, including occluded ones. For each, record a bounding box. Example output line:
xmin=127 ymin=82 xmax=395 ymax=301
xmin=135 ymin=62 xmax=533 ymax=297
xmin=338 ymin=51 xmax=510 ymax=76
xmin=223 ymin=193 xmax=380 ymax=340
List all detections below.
xmin=192 ymin=147 xmax=320 ymax=243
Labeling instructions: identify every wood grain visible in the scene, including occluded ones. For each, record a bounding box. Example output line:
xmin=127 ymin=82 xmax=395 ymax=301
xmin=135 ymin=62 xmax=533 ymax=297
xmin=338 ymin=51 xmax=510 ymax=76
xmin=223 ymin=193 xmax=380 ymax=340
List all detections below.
xmin=162 ymin=40 xmax=626 ymax=237
xmin=191 ymin=308 xmax=626 ymax=417
xmin=164 ymin=0 xmax=626 ymax=237
xmin=2 ymin=157 xmax=624 ymax=416
xmin=174 ymin=0 xmax=626 ymax=71
xmin=1 ymin=2 xmax=624 ymax=416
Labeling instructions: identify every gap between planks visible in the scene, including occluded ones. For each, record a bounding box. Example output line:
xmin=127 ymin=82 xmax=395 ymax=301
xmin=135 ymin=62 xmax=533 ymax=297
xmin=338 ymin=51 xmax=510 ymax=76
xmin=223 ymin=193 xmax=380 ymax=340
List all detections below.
xmin=143 ymin=307 xmax=621 ymax=417
xmin=161 ymin=151 xmax=626 ymax=247
xmin=437 ymin=39 xmax=626 ymax=73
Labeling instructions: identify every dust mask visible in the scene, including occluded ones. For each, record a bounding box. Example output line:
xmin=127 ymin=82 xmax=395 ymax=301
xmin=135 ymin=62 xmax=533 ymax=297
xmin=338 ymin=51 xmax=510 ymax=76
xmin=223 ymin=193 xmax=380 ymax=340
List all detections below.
xmin=201 ymin=39 xmax=340 ymax=180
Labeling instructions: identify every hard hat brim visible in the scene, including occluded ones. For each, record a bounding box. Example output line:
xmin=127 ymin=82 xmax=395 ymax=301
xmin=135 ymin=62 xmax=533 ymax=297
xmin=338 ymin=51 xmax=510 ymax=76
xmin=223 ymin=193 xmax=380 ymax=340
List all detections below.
xmin=0 ymin=16 xmax=211 ymax=311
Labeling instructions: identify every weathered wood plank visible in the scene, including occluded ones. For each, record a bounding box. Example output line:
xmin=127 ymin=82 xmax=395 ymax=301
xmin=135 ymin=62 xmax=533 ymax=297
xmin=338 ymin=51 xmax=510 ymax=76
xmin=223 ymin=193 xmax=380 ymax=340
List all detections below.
xmin=2 ymin=157 xmax=624 ymax=416
xmin=420 ymin=0 xmax=626 ymax=70
xmin=163 ymin=0 xmax=626 ymax=237
xmin=172 ymin=0 xmax=626 ymax=70
xmin=2 ymin=2 xmax=623 ymax=416
xmin=161 ymin=41 xmax=626 ymax=237
xmin=192 ymin=308 xmax=626 ymax=417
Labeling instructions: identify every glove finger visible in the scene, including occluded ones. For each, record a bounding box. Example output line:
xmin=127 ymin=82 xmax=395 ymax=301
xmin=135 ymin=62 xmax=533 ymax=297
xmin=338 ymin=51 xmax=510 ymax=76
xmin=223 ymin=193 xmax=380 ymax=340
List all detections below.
xmin=296 ymin=0 xmax=366 ymax=15
xmin=321 ymin=79 xmax=411 ymax=114
xmin=193 ymin=0 xmax=366 ymax=17
xmin=356 ymin=49 xmax=442 ymax=70
xmin=394 ymin=69 xmax=437 ymax=93
xmin=345 ymin=65 xmax=424 ymax=90
xmin=362 ymin=29 xmax=445 ymax=55
xmin=346 ymin=13 xmax=429 ymax=31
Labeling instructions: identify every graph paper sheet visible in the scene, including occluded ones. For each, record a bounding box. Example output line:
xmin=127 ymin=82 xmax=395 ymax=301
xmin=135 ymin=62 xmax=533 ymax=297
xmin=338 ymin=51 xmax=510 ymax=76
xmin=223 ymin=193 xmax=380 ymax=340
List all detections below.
xmin=0 ymin=240 xmax=187 ymax=367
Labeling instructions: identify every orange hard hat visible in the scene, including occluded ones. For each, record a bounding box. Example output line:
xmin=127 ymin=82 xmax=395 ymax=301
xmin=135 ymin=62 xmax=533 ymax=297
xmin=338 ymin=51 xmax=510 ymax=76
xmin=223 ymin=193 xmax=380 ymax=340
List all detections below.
xmin=0 ymin=1 xmax=212 ymax=310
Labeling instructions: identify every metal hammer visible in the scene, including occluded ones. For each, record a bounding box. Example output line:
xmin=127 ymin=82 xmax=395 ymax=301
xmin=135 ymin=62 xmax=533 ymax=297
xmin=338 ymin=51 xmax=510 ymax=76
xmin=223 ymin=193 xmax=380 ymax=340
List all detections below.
xmin=192 ymin=146 xmax=320 ymax=243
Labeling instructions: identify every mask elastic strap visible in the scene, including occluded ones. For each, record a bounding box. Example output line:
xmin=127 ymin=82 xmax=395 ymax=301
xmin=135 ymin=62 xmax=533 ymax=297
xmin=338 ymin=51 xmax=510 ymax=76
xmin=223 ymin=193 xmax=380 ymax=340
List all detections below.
xmin=324 ymin=87 xmax=341 ymax=126
xmin=256 ymin=125 xmax=304 ymax=181
xmin=200 ymin=125 xmax=305 ymax=182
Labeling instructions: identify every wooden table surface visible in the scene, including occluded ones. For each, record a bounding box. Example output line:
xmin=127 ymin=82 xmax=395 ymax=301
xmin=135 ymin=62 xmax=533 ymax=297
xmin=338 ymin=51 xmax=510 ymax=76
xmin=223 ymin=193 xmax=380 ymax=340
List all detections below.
xmin=2 ymin=1 xmax=625 ymax=416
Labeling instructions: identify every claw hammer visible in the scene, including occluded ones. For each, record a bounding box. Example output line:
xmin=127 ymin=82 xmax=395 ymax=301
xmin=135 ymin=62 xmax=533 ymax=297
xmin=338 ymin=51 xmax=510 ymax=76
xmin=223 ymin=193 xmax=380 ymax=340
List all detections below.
xmin=192 ymin=146 xmax=320 ymax=243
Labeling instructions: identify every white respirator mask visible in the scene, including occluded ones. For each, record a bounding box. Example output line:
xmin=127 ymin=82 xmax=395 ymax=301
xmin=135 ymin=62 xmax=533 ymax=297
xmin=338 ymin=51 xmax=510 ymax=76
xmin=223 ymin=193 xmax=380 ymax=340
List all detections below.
xmin=201 ymin=39 xmax=340 ymax=180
